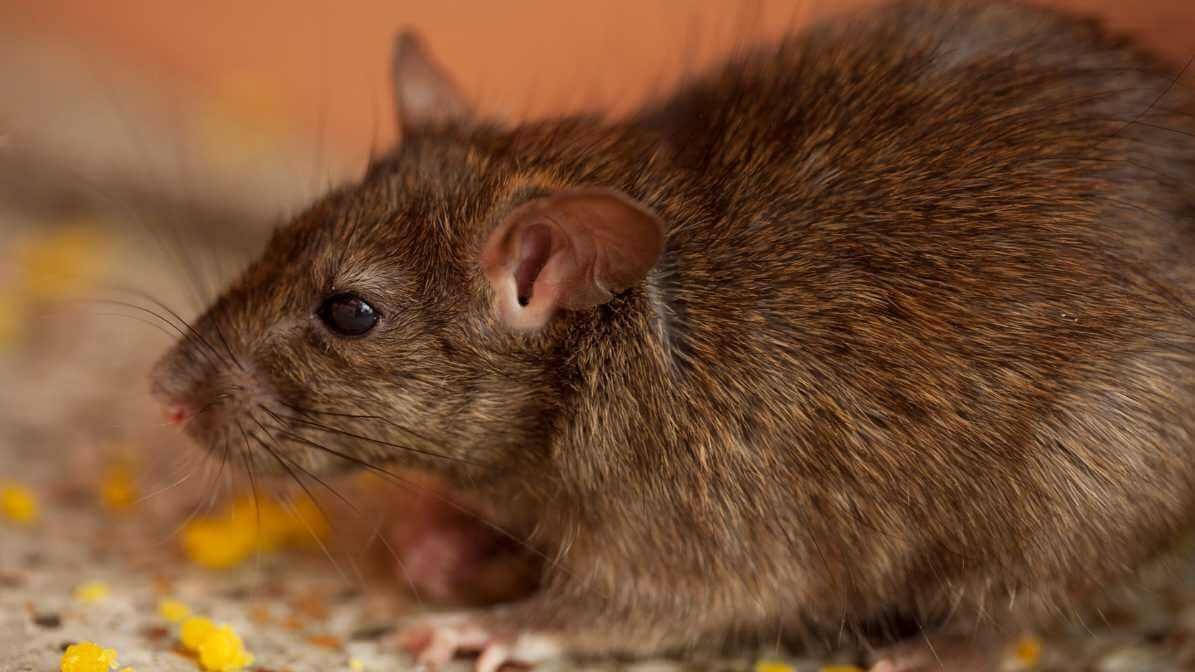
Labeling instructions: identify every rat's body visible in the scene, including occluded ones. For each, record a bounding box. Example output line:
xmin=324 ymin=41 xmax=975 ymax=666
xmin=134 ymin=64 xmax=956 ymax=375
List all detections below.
xmin=151 ymin=0 xmax=1195 ymax=668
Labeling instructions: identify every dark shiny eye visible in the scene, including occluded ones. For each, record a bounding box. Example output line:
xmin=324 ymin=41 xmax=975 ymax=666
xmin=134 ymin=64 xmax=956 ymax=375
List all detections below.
xmin=317 ymin=293 xmax=379 ymax=337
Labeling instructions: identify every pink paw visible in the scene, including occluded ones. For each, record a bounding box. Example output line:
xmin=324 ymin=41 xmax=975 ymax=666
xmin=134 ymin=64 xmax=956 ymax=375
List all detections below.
xmin=397 ymin=611 xmax=562 ymax=672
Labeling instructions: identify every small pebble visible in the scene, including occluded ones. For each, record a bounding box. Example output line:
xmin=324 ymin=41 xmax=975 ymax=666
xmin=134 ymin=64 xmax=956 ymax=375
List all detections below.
xmin=33 ymin=612 xmax=62 ymax=629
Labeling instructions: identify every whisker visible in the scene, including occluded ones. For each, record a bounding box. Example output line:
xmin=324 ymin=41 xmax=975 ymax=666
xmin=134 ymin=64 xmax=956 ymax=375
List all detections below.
xmin=209 ymin=433 xmax=233 ymax=513
xmin=155 ymin=437 xmax=222 ymax=546
xmin=273 ymin=401 xmax=483 ymax=468
xmin=1109 ymin=55 xmax=1195 ymax=141
xmin=134 ymin=469 xmax=195 ymax=505
xmin=239 ymin=425 xmax=274 ymax=586
xmin=373 ymin=519 xmax=425 ymax=607
xmin=254 ymin=406 xmax=593 ymax=597
xmin=242 ymin=427 xmax=354 ymax=586
xmin=84 ymin=297 xmax=227 ymax=369
xmin=277 ymin=494 xmax=353 ymax=587
xmin=207 ymin=310 xmax=246 ymax=373
xmin=246 ymin=414 xmax=360 ymax=515
xmin=88 ymin=311 xmax=179 ymax=341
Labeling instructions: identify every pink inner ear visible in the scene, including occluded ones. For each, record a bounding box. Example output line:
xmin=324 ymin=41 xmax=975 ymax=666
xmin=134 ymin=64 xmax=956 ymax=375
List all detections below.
xmin=481 ymin=188 xmax=665 ymax=331
xmin=515 ymin=224 xmax=554 ymax=307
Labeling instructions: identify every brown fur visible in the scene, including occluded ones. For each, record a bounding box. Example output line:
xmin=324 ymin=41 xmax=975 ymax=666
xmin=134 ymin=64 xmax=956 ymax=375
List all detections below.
xmin=151 ymin=0 xmax=1195 ymax=660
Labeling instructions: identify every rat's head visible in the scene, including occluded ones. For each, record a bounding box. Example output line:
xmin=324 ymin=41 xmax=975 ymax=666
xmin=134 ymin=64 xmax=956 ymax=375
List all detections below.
xmin=149 ymin=33 xmax=666 ymax=484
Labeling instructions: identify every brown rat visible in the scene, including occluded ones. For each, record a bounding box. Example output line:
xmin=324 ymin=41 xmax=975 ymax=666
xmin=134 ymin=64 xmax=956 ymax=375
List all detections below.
xmin=149 ymin=0 xmax=1195 ymax=669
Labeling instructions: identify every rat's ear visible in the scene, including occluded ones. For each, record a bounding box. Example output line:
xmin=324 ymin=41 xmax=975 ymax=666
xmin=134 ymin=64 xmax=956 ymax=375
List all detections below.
xmin=392 ymin=30 xmax=472 ymax=132
xmin=480 ymin=189 xmax=666 ymax=331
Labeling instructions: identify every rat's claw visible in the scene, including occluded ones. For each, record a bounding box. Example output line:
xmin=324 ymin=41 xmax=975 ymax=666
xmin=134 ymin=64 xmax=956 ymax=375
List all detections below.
xmin=476 ymin=632 xmax=561 ymax=672
xmin=397 ymin=611 xmax=562 ymax=672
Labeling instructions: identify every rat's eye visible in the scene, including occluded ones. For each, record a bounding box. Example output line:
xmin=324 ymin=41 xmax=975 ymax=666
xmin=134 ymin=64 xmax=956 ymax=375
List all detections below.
xmin=317 ymin=293 xmax=379 ymax=337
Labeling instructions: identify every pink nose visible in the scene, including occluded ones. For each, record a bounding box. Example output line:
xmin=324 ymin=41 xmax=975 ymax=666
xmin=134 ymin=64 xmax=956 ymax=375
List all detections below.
xmin=163 ymin=403 xmax=191 ymax=426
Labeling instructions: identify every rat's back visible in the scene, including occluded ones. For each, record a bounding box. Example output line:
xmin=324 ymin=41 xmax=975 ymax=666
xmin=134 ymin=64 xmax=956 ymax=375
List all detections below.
xmin=615 ymin=0 xmax=1195 ymax=634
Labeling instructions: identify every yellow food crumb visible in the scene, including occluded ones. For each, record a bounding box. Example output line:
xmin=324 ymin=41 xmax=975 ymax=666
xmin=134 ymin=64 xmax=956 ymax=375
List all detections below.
xmin=180 ymin=616 xmax=216 ymax=650
xmin=1012 ymin=634 xmax=1042 ymax=666
xmin=228 ymin=494 xmax=293 ymax=551
xmin=349 ymin=658 xmax=365 ymax=672
xmin=60 ymin=641 xmax=119 ymax=672
xmin=179 ymin=615 xmax=255 ymax=670
xmin=755 ymin=661 xmax=795 ymax=672
xmin=158 ymin=598 xmax=191 ymax=623
xmin=1 ymin=482 xmax=38 ymax=524
xmin=288 ymin=494 xmax=331 ymax=548
xmin=194 ymin=623 xmax=255 ymax=672
xmin=18 ymin=226 xmax=108 ymax=301
xmin=181 ymin=493 xmax=331 ymax=569
xmin=100 ymin=460 xmax=139 ymax=513
xmin=181 ymin=518 xmax=257 ymax=569
xmin=73 ymin=580 xmax=110 ymax=603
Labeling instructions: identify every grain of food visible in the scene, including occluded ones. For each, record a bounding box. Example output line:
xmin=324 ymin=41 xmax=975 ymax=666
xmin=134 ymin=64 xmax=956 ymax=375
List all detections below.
xmin=74 ymin=580 xmax=111 ymax=603
xmin=0 ymin=482 xmax=37 ymax=524
xmin=60 ymin=641 xmax=119 ymax=672
xmin=158 ymin=598 xmax=191 ymax=623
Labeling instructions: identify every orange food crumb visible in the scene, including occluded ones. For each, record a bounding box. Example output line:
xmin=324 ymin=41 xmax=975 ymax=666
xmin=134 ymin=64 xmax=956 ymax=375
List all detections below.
xmin=248 ymin=605 xmax=272 ymax=625
xmin=100 ymin=459 xmax=139 ymax=512
xmin=306 ymin=633 xmax=343 ymax=650
xmin=287 ymin=495 xmax=330 ymax=548
xmin=1 ymin=482 xmax=38 ymax=524
xmin=1012 ymin=634 xmax=1042 ymax=667
xmin=60 ymin=641 xmax=119 ymax=672
xmin=755 ymin=661 xmax=795 ymax=672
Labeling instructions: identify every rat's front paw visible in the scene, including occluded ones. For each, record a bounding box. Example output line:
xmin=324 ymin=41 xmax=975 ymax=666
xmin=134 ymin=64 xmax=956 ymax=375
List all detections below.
xmin=397 ymin=610 xmax=563 ymax=672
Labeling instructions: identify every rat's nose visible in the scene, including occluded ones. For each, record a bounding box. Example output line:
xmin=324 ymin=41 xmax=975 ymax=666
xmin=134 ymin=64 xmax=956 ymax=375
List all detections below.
xmin=162 ymin=403 xmax=192 ymax=426
xmin=149 ymin=360 xmax=198 ymax=427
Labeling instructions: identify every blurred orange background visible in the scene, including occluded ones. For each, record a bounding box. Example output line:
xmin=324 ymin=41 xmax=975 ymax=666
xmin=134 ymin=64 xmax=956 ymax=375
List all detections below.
xmin=3 ymin=0 xmax=1193 ymax=170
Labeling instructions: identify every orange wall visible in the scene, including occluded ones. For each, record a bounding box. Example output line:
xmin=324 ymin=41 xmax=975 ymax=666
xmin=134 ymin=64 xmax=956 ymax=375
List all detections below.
xmin=4 ymin=1 xmax=1193 ymax=167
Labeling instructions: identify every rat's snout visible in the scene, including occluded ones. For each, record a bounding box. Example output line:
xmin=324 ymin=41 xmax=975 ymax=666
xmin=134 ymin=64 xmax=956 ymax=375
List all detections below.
xmin=161 ymin=401 xmax=191 ymax=426
xmin=149 ymin=354 xmax=206 ymax=430
xmin=148 ymin=341 xmax=271 ymax=446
